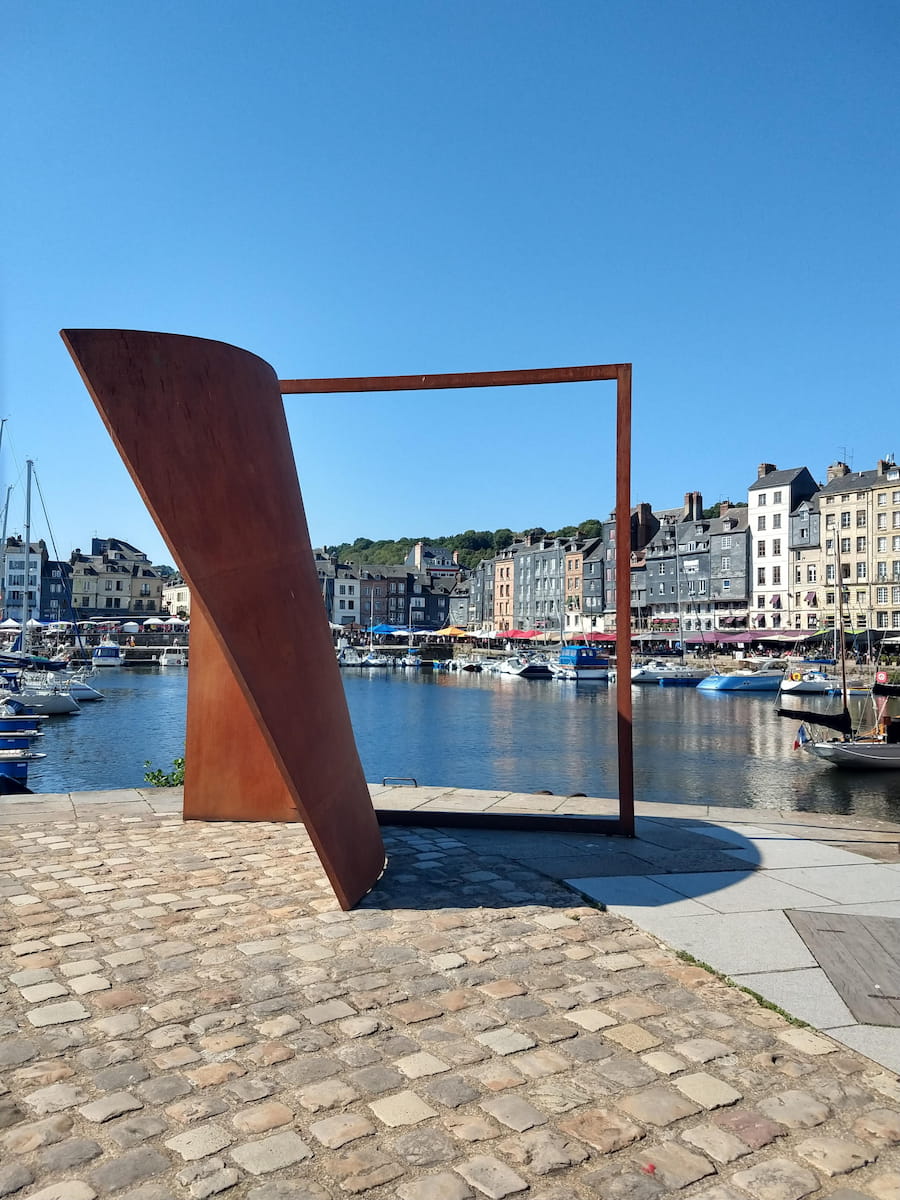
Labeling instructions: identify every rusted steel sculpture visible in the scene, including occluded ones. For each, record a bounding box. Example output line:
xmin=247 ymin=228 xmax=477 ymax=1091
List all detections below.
xmin=61 ymin=330 xmax=385 ymax=909
xmin=62 ymin=330 xmax=634 ymax=909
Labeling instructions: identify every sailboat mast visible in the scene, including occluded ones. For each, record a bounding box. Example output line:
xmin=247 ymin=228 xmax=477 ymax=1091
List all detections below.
xmin=0 ymin=484 xmax=12 ymax=620
xmin=834 ymin=536 xmax=849 ymax=719
xmin=22 ymin=460 xmax=34 ymax=653
xmin=674 ymin=522 xmax=685 ymax=660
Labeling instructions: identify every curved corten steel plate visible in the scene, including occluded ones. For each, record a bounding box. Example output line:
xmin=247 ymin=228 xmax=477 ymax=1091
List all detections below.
xmin=60 ymin=329 xmax=385 ymax=910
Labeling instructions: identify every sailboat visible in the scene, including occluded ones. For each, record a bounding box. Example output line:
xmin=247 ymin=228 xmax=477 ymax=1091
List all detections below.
xmin=0 ymin=460 xmax=81 ymax=715
xmin=361 ymin=591 xmax=391 ymax=667
xmin=777 ymin=543 xmax=900 ymax=768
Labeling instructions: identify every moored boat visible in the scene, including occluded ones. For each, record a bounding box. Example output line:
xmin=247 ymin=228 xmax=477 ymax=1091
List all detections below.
xmin=0 ymin=672 xmax=81 ymax=715
xmin=92 ymin=639 xmax=125 ymax=668
xmin=698 ymin=667 xmax=785 ymax=692
xmin=631 ymin=659 xmax=706 ymax=685
xmin=777 ymin=540 xmax=900 ymax=767
xmin=551 ymin=646 xmax=610 ymax=681
xmin=803 ymin=736 xmax=900 ymax=769
xmin=0 ymin=745 xmax=46 ymax=785
xmin=499 ymin=655 xmax=552 ymax=678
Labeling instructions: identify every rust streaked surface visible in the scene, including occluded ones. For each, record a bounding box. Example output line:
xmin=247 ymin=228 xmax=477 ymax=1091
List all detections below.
xmin=615 ymin=364 xmax=634 ymax=833
xmin=183 ymin=605 xmax=300 ymax=823
xmin=281 ymin=358 xmax=635 ymax=836
xmin=279 ymin=364 xmax=622 ymax=393
xmin=60 ymin=329 xmax=385 ymax=909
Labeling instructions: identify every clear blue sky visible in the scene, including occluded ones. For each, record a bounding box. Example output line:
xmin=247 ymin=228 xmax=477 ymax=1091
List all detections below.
xmin=3 ymin=1 xmax=897 ymax=566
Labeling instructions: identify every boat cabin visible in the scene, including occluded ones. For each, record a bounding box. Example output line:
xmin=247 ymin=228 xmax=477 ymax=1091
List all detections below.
xmin=558 ymin=646 xmax=610 ymax=669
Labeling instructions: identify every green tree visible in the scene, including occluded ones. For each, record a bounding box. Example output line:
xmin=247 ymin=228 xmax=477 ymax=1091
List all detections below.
xmin=577 ymin=519 xmax=604 ymax=538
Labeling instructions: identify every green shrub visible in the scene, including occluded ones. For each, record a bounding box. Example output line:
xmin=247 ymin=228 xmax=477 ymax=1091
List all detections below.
xmin=144 ymin=757 xmax=185 ymax=787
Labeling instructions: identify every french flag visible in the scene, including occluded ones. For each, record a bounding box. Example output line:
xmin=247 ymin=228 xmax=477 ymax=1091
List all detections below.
xmin=793 ymin=725 xmax=811 ymax=751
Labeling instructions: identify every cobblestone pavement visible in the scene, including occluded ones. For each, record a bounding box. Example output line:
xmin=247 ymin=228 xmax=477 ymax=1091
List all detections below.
xmin=2 ymin=809 xmax=900 ymax=1199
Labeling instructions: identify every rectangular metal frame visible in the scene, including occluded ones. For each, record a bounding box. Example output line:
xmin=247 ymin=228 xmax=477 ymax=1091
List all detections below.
xmin=280 ymin=364 xmax=635 ymax=836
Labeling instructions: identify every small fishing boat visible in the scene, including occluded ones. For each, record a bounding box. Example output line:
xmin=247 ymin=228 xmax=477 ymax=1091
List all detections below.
xmin=92 ymin=639 xmax=125 ymax=668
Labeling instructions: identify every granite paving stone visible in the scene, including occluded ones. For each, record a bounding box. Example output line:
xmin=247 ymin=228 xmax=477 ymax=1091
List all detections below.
xmin=729 ymin=1156 xmax=821 ymax=1200
xmin=0 ymin=1164 xmax=34 ymax=1197
xmin=633 ymin=1141 xmax=717 ymax=1188
xmin=454 ymin=1154 xmax=529 ymax=1198
xmin=4 ymin=801 xmax=900 ymax=1199
xmin=230 ymin=1131 xmax=314 ymax=1175
xmin=23 ymin=1185 xmax=98 ymax=1200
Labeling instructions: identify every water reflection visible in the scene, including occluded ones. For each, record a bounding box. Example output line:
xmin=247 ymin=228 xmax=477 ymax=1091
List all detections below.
xmin=24 ymin=667 xmax=900 ymax=822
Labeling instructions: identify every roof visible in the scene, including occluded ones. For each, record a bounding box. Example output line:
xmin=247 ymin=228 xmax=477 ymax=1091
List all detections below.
xmin=816 ymin=468 xmax=883 ymax=496
xmin=748 ymin=466 xmax=813 ymax=492
xmin=708 ymin=508 xmax=749 ymax=535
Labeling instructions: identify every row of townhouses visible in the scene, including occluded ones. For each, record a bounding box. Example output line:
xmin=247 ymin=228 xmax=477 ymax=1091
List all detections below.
xmin=5 ymin=458 xmax=900 ymax=638
xmin=314 ymin=542 xmax=458 ymax=630
xmin=1 ymin=538 xmax=167 ymax=624
xmin=453 ymin=458 xmax=900 ymax=637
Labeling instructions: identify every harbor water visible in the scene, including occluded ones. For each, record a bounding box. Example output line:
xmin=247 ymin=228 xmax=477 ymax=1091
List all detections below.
xmin=21 ymin=666 xmax=900 ymax=821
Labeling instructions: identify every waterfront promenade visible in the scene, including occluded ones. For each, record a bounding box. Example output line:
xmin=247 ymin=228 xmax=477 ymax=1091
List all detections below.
xmin=2 ymin=786 xmax=900 ymax=1199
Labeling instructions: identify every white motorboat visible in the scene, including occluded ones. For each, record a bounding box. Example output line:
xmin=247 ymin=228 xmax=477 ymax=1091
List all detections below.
xmin=780 ymin=668 xmax=845 ymax=695
xmin=159 ymin=646 xmax=188 ymax=667
xmin=498 ymin=655 xmax=552 ymax=678
xmin=631 ymin=659 xmax=706 ymax=684
xmin=92 ymin=639 xmax=125 ymax=668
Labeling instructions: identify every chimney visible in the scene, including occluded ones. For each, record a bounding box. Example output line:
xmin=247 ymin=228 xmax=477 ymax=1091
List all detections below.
xmin=757 ymin=463 xmax=777 ymax=479
xmin=720 ymin=500 xmax=730 ymax=514
xmin=877 ymin=458 xmax=896 ymax=476
xmin=683 ymin=491 xmax=703 ymax=520
xmin=827 ymin=462 xmax=850 ymax=482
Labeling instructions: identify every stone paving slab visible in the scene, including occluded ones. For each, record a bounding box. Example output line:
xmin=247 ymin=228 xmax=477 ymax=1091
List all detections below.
xmin=733 ymin=969 xmax=857 ymax=1030
xmin=2 ymin=797 xmax=900 ymax=1199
